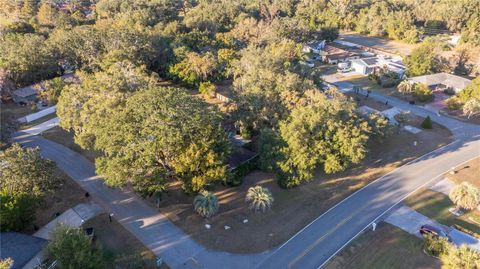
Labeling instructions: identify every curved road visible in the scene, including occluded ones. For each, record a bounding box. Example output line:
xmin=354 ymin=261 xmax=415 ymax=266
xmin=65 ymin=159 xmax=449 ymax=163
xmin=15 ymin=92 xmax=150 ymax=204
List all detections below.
xmin=13 ymin=85 xmax=480 ymax=269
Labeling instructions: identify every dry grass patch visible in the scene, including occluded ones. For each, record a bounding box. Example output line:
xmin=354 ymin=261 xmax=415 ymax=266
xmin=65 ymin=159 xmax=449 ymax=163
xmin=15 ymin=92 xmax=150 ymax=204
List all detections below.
xmin=447 ymin=157 xmax=480 ymax=188
xmin=324 ymin=223 xmax=440 ymax=269
xmin=154 ymin=126 xmax=453 ymax=253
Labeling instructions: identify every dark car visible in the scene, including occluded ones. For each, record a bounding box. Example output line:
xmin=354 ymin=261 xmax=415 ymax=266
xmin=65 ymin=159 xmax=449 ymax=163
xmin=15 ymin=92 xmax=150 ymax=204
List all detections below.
xmin=419 ymin=224 xmax=448 ymax=238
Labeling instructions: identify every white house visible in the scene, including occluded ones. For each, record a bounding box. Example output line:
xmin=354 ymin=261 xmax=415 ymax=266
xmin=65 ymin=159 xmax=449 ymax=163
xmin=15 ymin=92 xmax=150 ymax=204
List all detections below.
xmin=351 ymin=56 xmax=406 ymax=77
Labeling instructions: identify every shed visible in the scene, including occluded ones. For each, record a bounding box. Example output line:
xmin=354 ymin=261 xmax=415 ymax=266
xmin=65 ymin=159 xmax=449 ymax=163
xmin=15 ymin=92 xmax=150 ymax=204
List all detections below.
xmin=11 ymin=86 xmax=39 ymax=104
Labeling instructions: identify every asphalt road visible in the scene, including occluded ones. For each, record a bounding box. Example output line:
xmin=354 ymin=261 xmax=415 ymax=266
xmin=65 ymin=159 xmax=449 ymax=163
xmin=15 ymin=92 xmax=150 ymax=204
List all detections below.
xmin=256 ymin=138 xmax=480 ymax=269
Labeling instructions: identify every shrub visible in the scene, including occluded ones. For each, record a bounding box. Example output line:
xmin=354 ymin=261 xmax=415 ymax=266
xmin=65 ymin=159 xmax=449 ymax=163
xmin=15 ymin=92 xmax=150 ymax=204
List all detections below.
xmin=440 ymin=245 xmax=480 ymax=269
xmin=0 ymin=190 xmax=36 ymax=232
xmin=421 ymin=116 xmax=433 ymax=129
xmin=423 ymin=234 xmax=449 ymax=257
xmin=246 ymin=186 xmax=274 ymax=213
xmin=198 ymin=81 xmax=216 ymax=98
xmin=446 ymin=96 xmax=463 ymax=111
xmin=193 ymin=191 xmax=219 ymax=218
xmin=413 ymin=84 xmax=433 ymax=102
xmin=397 ymin=80 xmax=414 ymax=94
xmin=443 ymin=87 xmax=456 ymax=96
xmin=48 ymin=225 xmax=105 ymax=269
xmin=449 ymin=182 xmax=479 ymax=211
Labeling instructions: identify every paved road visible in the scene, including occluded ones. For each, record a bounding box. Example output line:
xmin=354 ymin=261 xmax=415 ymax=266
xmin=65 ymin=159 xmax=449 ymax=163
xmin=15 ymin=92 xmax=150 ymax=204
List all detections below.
xmin=13 ymin=132 xmax=270 ymax=269
xmin=13 ymin=82 xmax=480 ymax=269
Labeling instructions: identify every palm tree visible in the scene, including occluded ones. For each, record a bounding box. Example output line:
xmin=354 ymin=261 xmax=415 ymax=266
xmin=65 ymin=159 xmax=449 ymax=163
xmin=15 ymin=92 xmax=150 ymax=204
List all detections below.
xmin=449 ymin=182 xmax=479 ymax=211
xmin=397 ymin=80 xmax=413 ymax=94
xmin=246 ymin=186 xmax=274 ymax=213
xmin=193 ymin=191 xmax=219 ymax=218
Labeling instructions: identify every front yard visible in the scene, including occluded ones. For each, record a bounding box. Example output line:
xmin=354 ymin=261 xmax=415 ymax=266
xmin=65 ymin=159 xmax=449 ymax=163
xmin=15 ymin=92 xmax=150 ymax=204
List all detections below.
xmin=82 ymin=214 xmax=167 ymax=269
xmin=447 ymin=157 xmax=480 ymax=188
xmin=406 ymin=189 xmax=480 ymax=236
xmin=324 ymin=223 xmax=440 ymax=269
xmin=42 ymin=110 xmax=454 ymax=253
xmin=22 ymin=168 xmax=88 ymax=234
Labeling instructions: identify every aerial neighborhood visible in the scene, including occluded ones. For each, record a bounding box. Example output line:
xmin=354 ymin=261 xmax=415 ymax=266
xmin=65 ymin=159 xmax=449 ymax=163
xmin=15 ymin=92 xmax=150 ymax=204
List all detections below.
xmin=1 ymin=1 xmax=480 ymax=269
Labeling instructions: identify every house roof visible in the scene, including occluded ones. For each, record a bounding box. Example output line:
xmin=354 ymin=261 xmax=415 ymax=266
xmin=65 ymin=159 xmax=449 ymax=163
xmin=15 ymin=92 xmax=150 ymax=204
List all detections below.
xmin=228 ymin=146 xmax=258 ymax=169
xmin=321 ymin=45 xmax=358 ymax=60
xmin=408 ymin=73 xmax=471 ymax=90
xmin=1 ymin=232 xmax=47 ymax=269
xmin=12 ymin=74 xmax=80 ymax=98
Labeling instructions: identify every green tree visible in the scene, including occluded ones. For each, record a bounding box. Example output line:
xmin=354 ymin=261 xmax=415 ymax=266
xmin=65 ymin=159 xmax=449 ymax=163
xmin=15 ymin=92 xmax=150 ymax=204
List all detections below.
xmin=459 ymin=77 xmax=480 ymax=103
xmin=397 ymin=80 xmax=414 ymax=94
xmin=0 ymin=34 xmax=59 ymax=87
xmin=404 ymin=40 xmax=441 ymax=76
xmin=21 ymin=0 xmax=38 ymax=19
xmin=193 ymin=191 xmax=219 ymax=218
xmin=421 ymin=116 xmax=433 ymax=129
xmin=37 ymin=1 xmax=58 ymax=26
xmin=449 ymin=182 xmax=479 ymax=211
xmin=0 ymin=144 xmax=61 ymax=197
xmin=246 ymin=186 xmax=274 ymax=213
xmin=463 ymin=98 xmax=480 ymax=119
xmin=413 ymin=83 xmax=433 ymax=102
xmin=169 ymin=50 xmax=217 ymax=87
xmin=440 ymin=245 xmax=480 ymax=269
xmin=0 ymin=190 xmax=36 ymax=232
xmin=93 ymin=87 xmax=230 ymax=193
xmin=48 ymin=225 xmax=105 ymax=269
xmin=40 ymin=77 xmax=69 ymax=105
xmin=198 ymin=81 xmax=216 ymax=98
xmin=277 ymin=91 xmax=370 ymax=188
xmin=423 ymin=234 xmax=450 ymax=257
xmin=257 ymin=128 xmax=284 ymax=172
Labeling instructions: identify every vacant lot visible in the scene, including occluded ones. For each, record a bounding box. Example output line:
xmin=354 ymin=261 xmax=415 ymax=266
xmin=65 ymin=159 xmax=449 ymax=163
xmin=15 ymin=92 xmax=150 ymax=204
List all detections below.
xmin=83 ymin=214 xmax=167 ymax=269
xmin=345 ymin=92 xmax=392 ymax=111
xmin=1 ymin=101 xmax=32 ymax=120
xmin=447 ymin=157 xmax=480 ymax=188
xmin=43 ymin=114 xmax=453 ymax=253
xmin=23 ymin=168 xmax=88 ymax=234
xmin=338 ymin=32 xmax=415 ymax=56
xmin=406 ymin=189 xmax=480 ymax=235
xmin=324 ymin=223 xmax=440 ymax=269
xmin=152 ymin=126 xmax=453 ymax=253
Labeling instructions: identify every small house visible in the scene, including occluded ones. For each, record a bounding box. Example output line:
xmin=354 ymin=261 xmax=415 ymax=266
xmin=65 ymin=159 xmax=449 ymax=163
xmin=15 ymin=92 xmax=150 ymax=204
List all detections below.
xmin=320 ymin=45 xmax=360 ymax=64
xmin=407 ymin=73 xmax=472 ymax=93
xmin=302 ymin=40 xmax=326 ymax=54
xmin=1 ymin=232 xmax=47 ymax=269
xmin=11 ymin=86 xmax=39 ymax=104
xmin=351 ymin=56 xmax=406 ymax=77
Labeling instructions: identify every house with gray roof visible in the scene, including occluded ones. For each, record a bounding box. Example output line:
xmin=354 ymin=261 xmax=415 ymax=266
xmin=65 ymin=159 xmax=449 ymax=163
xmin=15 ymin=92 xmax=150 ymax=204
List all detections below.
xmin=407 ymin=73 xmax=472 ymax=93
xmin=1 ymin=232 xmax=47 ymax=269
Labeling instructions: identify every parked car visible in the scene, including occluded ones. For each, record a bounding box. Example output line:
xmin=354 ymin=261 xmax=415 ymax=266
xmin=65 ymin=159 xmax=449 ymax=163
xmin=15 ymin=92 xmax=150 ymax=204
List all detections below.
xmin=301 ymin=60 xmax=315 ymax=68
xmin=419 ymin=224 xmax=448 ymax=239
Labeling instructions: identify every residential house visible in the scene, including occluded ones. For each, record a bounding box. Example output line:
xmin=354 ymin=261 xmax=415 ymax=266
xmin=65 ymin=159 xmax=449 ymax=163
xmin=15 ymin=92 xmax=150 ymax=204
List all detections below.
xmin=1 ymin=232 xmax=47 ymax=269
xmin=11 ymin=74 xmax=79 ymax=105
xmin=351 ymin=56 xmax=406 ymax=77
xmin=319 ymin=45 xmax=360 ymax=64
xmin=302 ymin=40 xmax=326 ymax=54
xmin=407 ymin=73 xmax=472 ymax=93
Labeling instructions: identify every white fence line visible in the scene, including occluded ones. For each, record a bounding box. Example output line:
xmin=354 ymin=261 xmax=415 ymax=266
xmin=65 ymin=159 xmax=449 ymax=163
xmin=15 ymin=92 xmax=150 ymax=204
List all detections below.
xmin=23 ymin=105 xmax=56 ymax=123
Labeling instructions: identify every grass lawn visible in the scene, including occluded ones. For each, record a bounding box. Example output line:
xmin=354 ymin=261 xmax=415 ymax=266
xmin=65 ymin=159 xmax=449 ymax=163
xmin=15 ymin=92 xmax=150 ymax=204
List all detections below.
xmin=83 ymin=214 xmax=168 ymax=269
xmin=22 ymin=168 xmax=88 ymax=234
xmin=345 ymin=92 xmax=392 ymax=111
xmin=324 ymin=223 xmax=440 ymax=269
xmin=41 ymin=126 xmax=101 ymax=163
xmin=447 ymin=157 xmax=480 ymax=188
xmin=1 ymin=101 xmax=32 ymax=121
xmin=405 ymin=189 xmax=480 ymax=236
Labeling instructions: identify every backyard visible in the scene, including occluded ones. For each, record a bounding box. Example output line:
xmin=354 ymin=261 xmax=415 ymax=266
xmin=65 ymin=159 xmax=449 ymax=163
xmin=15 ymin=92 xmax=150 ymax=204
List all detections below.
xmin=324 ymin=223 xmax=440 ymax=269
